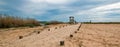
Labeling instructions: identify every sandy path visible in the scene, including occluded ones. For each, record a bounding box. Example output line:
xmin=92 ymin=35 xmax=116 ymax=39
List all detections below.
xmin=4 ymin=24 xmax=80 ymax=47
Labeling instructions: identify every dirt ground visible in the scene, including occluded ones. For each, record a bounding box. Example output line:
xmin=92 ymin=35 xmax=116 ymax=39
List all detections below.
xmin=0 ymin=24 xmax=120 ymax=47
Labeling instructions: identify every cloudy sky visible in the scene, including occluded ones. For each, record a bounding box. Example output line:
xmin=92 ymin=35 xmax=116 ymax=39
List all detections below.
xmin=0 ymin=0 xmax=120 ymax=22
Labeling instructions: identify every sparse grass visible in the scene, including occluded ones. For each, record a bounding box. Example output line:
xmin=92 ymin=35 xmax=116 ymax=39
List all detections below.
xmin=0 ymin=14 xmax=40 ymax=28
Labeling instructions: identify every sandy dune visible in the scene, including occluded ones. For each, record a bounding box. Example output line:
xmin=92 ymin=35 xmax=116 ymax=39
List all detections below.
xmin=0 ymin=24 xmax=120 ymax=47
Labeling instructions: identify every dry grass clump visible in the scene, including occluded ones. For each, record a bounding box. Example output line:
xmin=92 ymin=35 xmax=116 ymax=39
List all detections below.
xmin=0 ymin=14 xmax=40 ymax=28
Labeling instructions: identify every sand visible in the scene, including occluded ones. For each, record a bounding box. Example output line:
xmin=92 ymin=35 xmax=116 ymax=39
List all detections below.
xmin=0 ymin=24 xmax=120 ymax=47
xmin=65 ymin=24 xmax=120 ymax=47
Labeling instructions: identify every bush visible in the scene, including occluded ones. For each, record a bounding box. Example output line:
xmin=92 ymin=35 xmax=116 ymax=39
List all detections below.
xmin=0 ymin=14 xmax=40 ymax=28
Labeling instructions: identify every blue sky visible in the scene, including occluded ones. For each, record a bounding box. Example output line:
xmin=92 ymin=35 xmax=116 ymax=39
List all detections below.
xmin=0 ymin=0 xmax=120 ymax=22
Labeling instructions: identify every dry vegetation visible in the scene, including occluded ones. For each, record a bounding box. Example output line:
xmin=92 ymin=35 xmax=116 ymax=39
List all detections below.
xmin=0 ymin=14 xmax=40 ymax=28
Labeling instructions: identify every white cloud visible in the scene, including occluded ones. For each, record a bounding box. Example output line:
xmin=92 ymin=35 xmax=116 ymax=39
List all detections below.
xmin=92 ymin=2 xmax=120 ymax=11
xmin=78 ymin=2 xmax=120 ymax=22
xmin=52 ymin=2 xmax=120 ymax=22
xmin=29 ymin=0 xmax=73 ymax=4
xmin=16 ymin=0 xmax=120 ymax=22
xmin=17 ymin=1 xmax=49 ymax=16
xmin=85 ymin=2 xmax=120 ymax=17
xmin=18 ymin=0 xmax=75 ymax=16
xmin=46 ymin=0 xmax=69 ymax=4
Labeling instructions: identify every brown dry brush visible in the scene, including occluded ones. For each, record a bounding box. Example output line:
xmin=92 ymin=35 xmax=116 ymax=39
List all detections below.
xmin=0 ymin=14 xmax=40 ymax=28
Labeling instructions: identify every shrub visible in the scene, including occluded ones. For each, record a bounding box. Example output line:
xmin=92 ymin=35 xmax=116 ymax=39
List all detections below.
xmin=0 ymin=14 xmax=40 ymax=28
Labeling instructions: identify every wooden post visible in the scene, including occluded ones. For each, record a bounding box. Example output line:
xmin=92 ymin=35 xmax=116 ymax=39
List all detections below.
xmin=75 ymin=31 xmax=77 ymax=33
xmin=78 ymin=26 xmax=80 ymax=28
xmin=37 ymin=31 xmax=40 ymax=34
xmin=55 ymin=27 xmax=57 ymax=29
xmin=19 ymin=36 xmax=23 ymax=39
xmin=48 ymin=29 xmax=50 ymax=31
xmin=77 ymin=29 xmax=79 ymax=31
xmin=60 ymin=41 xmax=64 ymax=46
xmin=70 ymin=34 xmax=73 ymax=38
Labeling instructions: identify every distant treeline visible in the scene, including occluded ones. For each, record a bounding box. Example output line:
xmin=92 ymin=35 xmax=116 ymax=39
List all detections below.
xmin=40 ymin=21 xmax=65 ymax=25
xmin=0 ymin=14 xmax=40 ymax=28
xmin=82 ymin=22 xmax=120 ymax=24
